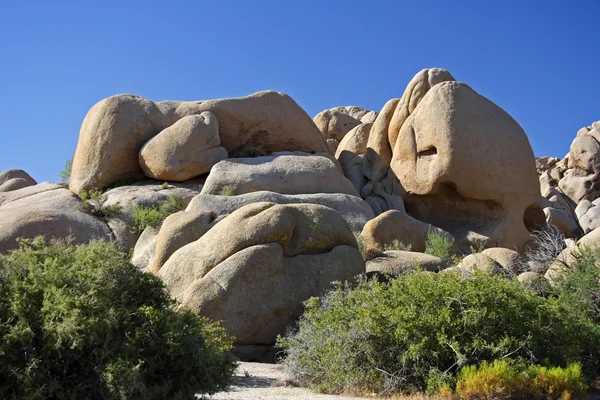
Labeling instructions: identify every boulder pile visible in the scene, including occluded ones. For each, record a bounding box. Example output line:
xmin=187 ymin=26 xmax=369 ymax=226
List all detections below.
xmin=1 ymin=68 xmax=597 ymax=355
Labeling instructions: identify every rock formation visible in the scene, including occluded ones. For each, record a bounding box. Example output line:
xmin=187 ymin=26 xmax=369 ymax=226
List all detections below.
xmin=2 ymin=67 xmax=597 ymax=351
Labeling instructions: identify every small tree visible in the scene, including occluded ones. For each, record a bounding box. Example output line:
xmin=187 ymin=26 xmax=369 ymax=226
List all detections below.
xmin=60 ymin=158 xmax=73 ymax=183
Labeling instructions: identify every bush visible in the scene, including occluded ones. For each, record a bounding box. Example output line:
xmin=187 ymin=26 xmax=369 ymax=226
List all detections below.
xmin=219 ymin=185 xmax=237 ymax=196
xmin=277 ymin=272 xmax=600 ymax=395
xmin=524 ymin=228 xmax=566 ymax=274
xmin=131 ymin=195 xmax=185 ymax=233
xmin=78 ymin=189 xmax=121 ymax=219
xmin=59 ymin=158 xmax=72 ymax=183
xmin=425 ymin=231 xmax=458 ymax=265
xmin=0 ymin=238 xmax=236 ymax=399
xmin=453 ymin=360 xmax=587 ymax=400
xmin=383 ymin=239 xmax=411 ymax=252
xmin=552 ymin=246 xmax=600 ymax=324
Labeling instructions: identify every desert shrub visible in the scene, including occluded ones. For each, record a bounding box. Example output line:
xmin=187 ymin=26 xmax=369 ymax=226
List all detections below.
xmin=552 ymin=245 xmax=600 ymax=324
xmin=383 ymin=239 xmax=411 ymax=252
xmin=0 ymin=237 xmax=236 ymax=399
xmin=131 ymin=194 xmax=185 ymax=233
xmin=59 ymin=158 xmax=72 ymax=183
xmin=219 ymin=185 xmax=237 ymax=196
xmin=278 ymin=272 xmax=600 ymax=395
xmin=425 ymin=231 xmax=458 ymax=265
xmin=524 ymin=228 xmax=566 ymax=273
xmin=453 ymin=360 xmax=587 ymax=400
xmin=78 ymin=189 xmax=121 ymax=219
xmin=454 ymin=360 xmax=529 ymax=399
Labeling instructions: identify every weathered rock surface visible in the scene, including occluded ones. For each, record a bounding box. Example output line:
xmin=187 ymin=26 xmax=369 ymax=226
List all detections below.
xmin=102 ymin=180 xmax=201 ymax=251
xmin=313 ymin=109 xmax=362 ymax=142
xmin=186 ymin=191 xmax=373 ymax=234
xmin=150 ymin=209 xmax=219 ymax=273
xmin=0 ymin=186 xmax=112 ymax=253
xmin=391 ymin=80 xmax=544 ymax=252
xmin=482 ymin=247 xmax=524 ymax=273
xmin=200 ymin=153 xmax=359 ymax=197
xmin=0 ymin=169 xmax=36 ymax=188
xmin=157 ymin=202 xmax=364 ymax=344
xmin=569 ymin=133 xmax=600 ymax=173
xmin=366 ymin=251 xmax=447 ymax=275
xmin=139 ymin=112 xmax=228 ymax=181
xmin=458 ymin=253 xmax=504 ymax=274
xmin=359 ymin=210 xmax=454 ymax=253
xmin=131 ymin=226 xmax=159 ymax=270
xmin=70 ymin=91 xmax=328 ymax=192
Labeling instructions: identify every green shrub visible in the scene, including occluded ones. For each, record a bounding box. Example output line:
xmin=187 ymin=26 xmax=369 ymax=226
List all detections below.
xmin=453 ymin=360 xmax=587 ymax=400
xmin=78 ymin=189 xmax=121 ymax=219
xmin=0 ymin=237 xmax=236 ymax=399
xmin=131 ymin=195 xmax=185 ymax=233
xmin=552 ymin=246 xmax=600 ymax=324
xmin=425 ymin=230 xmax=459 ymax=265
xmin=454 ymin=360 xmax=529 ymax=399
xmin=219 ymin=185 xmax=237 ymax=196
xmin=383 ymin=239 xmax=411 ymax=252
xmin=277 ymin=272 xmax=600 ymax=395
xmin=59 ymin=158 xmax=72 ymax=183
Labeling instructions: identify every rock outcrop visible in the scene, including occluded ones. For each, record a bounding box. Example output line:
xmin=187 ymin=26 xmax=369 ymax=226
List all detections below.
xmin=0 ymin=182 xmax=112 ymax=253
xmin=157 ymin=202 xmax=364 ymax=344
xmin=70 ymin=91 xmax=329 ymax=193
xmin=139 ymin=112 xmax=228 ymax=181
xmin=200 ymin=153 xmax=359 ymax=197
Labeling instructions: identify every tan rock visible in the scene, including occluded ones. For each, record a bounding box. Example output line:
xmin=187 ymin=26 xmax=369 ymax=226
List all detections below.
xmin=158 ymin=202 xmax=359 ymax=300
xmin=391 ymin=81 xmax=543 ymax=252
xmin=0 ymin=169 xmax=36 ymax=188
xmin=131 ymin=226 xmax=159 ymax=270
xmin=0 ymin=178 xmax=35 ymax=193
xmin=0 ymin=187 xmax=112 ymax=254
xmin=359 ymin=210 xmax=454 ymax=253
xmin=183 ymin=243 xmax=363 ymax=344
xmin=336 ymin=123 xmax=373 ymax=193
xmin=518 ymin=271 xmax=550 ymax=293
xmin=157 ymin=203 xmax=363 ymax=344
xmin=150 ymin=209 xmax=218 ymax=274
xmin=0 ymin=182 xmax=63 ymax=207
xmin=458 ymin=253 xmax=504 ymax=274
xmin=535 ymin=156 xmax=559 ymax=174
xmin=366 ymin=250 xmax=447 ymax=275
xmin=313 ymin=110 xmax=361 ymax=141
xmin=575 ymin=199 xmax=593 ymax=219
xmin=185 ymin=191 xmax=374 ymax=235
xmin=482 ymin=247 xmax=523 ymax=273
xmin=139 ymin=112 xmax=228 ymax=181
xmin=200 ymin=153 xmax=358 ymax=197
xmin=569 ymin=133 xmax=600 ymax=173
xmin=102 ymin=180 xmax=201 ymax=251
xmin=578 ymin=205 xmax=600 ymax=234
xmin=544 ymin=207 xmax=581 ymax=238
xmin=578 ymin=226 xmax=600 ymax=249
xmin=559 ymin=169 xmax=600 ymax=203
xmin=70 ymin=91 xmax=328 ymax=192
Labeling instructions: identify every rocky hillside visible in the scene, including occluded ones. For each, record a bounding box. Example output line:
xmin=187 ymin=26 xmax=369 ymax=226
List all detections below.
xmin=1 ymin=67 xmax=598 ymax=357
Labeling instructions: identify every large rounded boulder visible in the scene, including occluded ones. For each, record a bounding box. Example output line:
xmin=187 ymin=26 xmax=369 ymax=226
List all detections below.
xmin=156 ymin=202 xmax=364 ymax=344
xmin=390 ymin=81 xmax=544 ymax=251
xmin=70 ymin=91 xmax=329 ymax=192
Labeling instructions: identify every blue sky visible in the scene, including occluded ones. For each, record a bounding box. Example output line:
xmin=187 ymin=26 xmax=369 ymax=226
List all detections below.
xmin=1 ymin=1 xmax=599 ymax=183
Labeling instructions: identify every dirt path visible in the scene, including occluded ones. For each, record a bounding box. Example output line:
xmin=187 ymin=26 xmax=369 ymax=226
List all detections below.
xmin=210 ymin=362 xmax=369 ymax=400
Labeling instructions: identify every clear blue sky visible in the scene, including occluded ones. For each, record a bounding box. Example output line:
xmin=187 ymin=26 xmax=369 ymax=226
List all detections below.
xmin=1 ymin=1 xmax=599 ymax=183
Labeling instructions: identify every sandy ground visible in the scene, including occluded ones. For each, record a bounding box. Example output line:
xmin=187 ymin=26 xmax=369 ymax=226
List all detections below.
xmin=210 ymin=362 xmax=369 ymax=400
